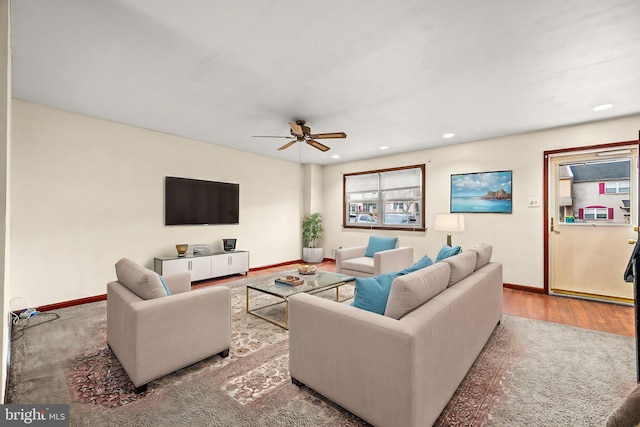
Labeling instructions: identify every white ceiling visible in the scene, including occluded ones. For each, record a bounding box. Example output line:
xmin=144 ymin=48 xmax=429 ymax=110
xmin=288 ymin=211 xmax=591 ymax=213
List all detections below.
xmin=10 ymin=0 xmax=640 ymax=165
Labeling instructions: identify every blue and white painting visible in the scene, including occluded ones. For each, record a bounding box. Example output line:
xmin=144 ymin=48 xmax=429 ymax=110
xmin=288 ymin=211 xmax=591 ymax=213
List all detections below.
xmin=451 ymin=170 xmax=512 ymax=213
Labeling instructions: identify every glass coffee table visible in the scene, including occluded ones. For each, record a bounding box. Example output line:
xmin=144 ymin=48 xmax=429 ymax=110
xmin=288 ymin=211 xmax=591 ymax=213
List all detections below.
xmin=245 ymin=270 xmax=355 ymax=329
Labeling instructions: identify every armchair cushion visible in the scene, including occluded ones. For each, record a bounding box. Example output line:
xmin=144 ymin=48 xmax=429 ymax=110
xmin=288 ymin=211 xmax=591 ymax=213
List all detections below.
xmin=341 ymin=257 xmax=375 ymax=276
xmin=364 ymin=236 xmax=399 ymax=258
xmin=115 ymin=258 xmax=168 ymax=300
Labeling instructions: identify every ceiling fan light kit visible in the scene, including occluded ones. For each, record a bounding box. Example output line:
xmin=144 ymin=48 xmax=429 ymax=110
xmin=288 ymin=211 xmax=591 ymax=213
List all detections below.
xmin=252 ymin=120 xmax=347 ymax=152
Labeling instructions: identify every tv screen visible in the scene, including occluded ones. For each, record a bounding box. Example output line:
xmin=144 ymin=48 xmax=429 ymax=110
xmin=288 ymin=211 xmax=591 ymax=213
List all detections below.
xmin=165 ymin=177 xmax=239 ymax=225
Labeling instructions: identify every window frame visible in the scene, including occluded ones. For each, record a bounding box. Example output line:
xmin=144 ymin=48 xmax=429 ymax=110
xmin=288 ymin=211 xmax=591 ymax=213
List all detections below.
xmin=342 ymin=164 xmax=426 ymax=231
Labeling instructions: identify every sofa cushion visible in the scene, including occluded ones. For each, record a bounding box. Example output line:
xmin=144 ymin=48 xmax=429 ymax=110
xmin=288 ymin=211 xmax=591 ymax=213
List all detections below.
xmin=364 ymin=236 xmax=398 ymax=258
xmin=467 ymin=243 xmax=493 ymax=270
xmin=441 ymin=251 xmax=477 ymax=287
xmin=435 ymin=244 xmax=462 ymax=262
xmin=384 ymin=262 xmax=450 ymax=320
xmin=115 ymin=258 xmax=168 ymax=300
xmin=399 ymin=255 xmax=434 ymax=274
xmin=352 ymin=272 xmax=399 ymax=315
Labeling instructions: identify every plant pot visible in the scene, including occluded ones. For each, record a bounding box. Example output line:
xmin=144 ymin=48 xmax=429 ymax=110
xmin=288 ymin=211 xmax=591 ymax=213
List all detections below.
xmin=302 ymin=247 xmax=324 ymax=263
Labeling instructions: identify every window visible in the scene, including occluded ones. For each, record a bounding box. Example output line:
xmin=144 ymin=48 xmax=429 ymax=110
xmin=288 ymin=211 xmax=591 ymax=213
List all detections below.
xmin=343 ymin=164 xmax=425 ymax=230
xmin=579 ymin=206 xmax=613 ymax=220
xmin=604 ymin=181 xmax=630 ymax=194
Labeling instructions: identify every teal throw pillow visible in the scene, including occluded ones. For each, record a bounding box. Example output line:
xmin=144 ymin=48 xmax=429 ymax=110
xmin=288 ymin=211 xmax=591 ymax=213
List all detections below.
xmin=352 ymin=272 xmax=399 ymax=315
xmin=158 ymin=275 xmax=171 ymax=296
xmin=435 ymin=245 xmax=462 ymax=263
xmin=400 ymin=255 xmax=434 ymax=274
xmin=364 ymin=236 xmax=399 ymax=258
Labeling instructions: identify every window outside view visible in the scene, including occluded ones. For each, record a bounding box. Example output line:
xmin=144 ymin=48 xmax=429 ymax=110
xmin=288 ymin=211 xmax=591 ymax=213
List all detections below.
xmin=344 ymin=165 xmax=424 ymax=229
xmin=558 ymin=158 xmax=631 ymax=224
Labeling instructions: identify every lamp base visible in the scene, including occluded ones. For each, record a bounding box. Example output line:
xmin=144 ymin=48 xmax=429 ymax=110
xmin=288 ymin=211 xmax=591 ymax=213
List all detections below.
xmin=446 ymin=234 xmax=452 ymax=247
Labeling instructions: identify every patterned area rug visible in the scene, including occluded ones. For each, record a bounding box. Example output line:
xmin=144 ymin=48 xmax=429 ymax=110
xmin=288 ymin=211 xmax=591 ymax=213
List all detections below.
xmin=7 ymin=272 xmax=638 ymax=426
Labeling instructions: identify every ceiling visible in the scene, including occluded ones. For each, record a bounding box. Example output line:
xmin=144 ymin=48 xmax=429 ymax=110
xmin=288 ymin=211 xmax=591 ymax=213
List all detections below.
xmin=10 ymin=0 xmax=640 ymax=165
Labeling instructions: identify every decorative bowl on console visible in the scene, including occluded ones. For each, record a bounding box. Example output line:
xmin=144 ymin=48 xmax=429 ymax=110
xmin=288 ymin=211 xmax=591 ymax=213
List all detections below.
xmin=176 ymin=244 xmax=188 ymax=257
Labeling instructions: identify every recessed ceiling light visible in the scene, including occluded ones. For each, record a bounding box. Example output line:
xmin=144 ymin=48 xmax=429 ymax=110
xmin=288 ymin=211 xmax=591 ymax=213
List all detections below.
xmin=442 ymin=133 xmax=455 ymax=139
xmin=592 ymin=103 xmax=613 ymax=112
xmin=380 ymin=146 xmax=389 ymax=150
xmin=332 ymin=154 xmax=340 ymax=159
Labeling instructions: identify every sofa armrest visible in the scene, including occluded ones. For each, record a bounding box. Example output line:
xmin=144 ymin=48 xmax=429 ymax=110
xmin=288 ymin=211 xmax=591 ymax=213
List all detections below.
xmin=373 ymin=246 xmax=414 ymax=275
xmin=289 ymin=293 xmax=414 ymax=427
xmin=162 ymin=272 xmax=191 ymax=294
xmin=335 ymin=245 xmax=367 ymax=272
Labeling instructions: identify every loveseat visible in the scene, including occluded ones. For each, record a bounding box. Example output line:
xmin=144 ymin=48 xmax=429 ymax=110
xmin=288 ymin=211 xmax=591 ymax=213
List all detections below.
xmin=107 ymin=258 xmax=231 ymax=392
xmin=288 ymin=244 xmax=502 ymax=427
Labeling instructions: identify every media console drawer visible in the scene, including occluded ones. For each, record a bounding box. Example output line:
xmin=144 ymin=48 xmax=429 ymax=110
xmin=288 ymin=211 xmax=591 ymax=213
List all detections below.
xmin=154 ymin=251 xmax=249 ymax=282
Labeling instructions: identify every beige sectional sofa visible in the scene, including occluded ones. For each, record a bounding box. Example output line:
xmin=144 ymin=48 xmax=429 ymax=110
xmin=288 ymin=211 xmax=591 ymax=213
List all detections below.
xmin=288 ymin=244 xmax=502 ymax=427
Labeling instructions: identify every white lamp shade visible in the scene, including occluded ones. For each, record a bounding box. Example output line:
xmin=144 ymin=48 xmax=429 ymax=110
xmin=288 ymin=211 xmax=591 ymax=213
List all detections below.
xmin=434 ymin=214 xmax=465 ymax=232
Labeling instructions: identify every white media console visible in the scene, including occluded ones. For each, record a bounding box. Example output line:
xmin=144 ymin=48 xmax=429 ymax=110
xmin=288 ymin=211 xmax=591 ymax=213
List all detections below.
xmin=154 ymin=250 xmax=249 ymax=282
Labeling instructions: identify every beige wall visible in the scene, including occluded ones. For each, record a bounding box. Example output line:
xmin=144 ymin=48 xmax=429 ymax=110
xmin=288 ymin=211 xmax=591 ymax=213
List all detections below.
xmin=0 ymin=0 xmax=9 ymax=403
xmin=8 ymin=98 xmax=640 ymax=304
xmin=322 ymin=115 xmax=640 ymax=289
xmin=10 ymin=100 xmax=303 ymax=309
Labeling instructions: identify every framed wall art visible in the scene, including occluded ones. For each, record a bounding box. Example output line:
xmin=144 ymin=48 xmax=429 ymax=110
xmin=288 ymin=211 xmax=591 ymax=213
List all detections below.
xmin=450 ymin=170 xmax=512 ymax=213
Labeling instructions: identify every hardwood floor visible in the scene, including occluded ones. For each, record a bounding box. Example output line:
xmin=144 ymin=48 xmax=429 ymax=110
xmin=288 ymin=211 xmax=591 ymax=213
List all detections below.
xmin=198 ymin=260 xmax=636 ymax=338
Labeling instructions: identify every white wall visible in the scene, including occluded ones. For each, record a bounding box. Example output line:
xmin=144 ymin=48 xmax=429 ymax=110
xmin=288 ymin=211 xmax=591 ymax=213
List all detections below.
xmin=322 ymin=115 xmax=640 ymax=289
xmin=10 ymin=100 xmax=304 ymax=309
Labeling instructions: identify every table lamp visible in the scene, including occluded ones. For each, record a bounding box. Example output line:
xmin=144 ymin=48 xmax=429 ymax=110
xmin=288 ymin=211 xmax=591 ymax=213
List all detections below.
xmin=434 ymin=214 xmax=465 ymax=246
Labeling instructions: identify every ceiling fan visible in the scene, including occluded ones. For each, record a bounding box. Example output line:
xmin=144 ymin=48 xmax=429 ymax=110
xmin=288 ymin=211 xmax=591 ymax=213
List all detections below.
xmin=252 ymin=120 xmax=347 ymax=152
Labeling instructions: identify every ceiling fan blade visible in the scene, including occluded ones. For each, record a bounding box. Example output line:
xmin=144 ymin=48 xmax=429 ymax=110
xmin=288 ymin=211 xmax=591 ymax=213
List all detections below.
xmin=289 ymin=122 xmax=304 ymax=137
xmin=278 ymin=140 xmax=298 ymax=151
xmin=307 ymin=139 xmax=330 ymax=152
xmin=251 ymin=135 xmax=295 ymax=139
xmin=309 ymin=132 xmax=347 ymax=139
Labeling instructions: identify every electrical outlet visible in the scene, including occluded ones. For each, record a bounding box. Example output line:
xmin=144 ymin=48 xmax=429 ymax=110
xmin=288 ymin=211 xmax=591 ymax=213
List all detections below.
xmin=528 ymin=197 xmax=541 ymax=207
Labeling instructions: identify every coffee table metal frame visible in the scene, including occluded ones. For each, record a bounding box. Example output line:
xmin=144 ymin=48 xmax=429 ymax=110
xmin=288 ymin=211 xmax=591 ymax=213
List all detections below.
xmin=245 ymin=270 xmax=355 ymax=329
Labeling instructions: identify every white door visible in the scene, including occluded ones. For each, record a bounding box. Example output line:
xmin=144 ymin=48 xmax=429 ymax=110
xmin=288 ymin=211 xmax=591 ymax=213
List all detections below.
xmin=547 ymin=145 xmax=638 ymax=303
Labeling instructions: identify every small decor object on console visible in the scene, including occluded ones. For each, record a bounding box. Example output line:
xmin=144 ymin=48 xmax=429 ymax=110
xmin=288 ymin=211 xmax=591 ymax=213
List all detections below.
xmin=275 ymin=275 xmax=304 ymax=286
xmin=175 ymin=244 xmax=188 ymax=257
xmin=223 ymin=238 xmax=237 ymax=252
xmin=192 ymin=245 xmax=210 ymax=256
xmin=298 ymin=265 xmax=317 ymax=275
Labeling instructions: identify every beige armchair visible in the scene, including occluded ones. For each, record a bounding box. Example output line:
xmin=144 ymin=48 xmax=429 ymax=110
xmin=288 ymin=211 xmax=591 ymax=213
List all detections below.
xmin=107 ymin=258 xmax=231 ymax=393
xmin=335 ymin=239 xmax=414 ymax=277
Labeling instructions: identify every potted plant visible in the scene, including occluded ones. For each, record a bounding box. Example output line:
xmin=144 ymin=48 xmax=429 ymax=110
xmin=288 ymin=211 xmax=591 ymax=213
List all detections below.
xmin=302 ymin=212 xmax=324 ymax=263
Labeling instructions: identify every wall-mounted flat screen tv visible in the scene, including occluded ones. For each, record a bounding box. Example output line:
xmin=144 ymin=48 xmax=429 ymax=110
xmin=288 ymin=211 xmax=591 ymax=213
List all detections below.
xmin=165 ymin=176 xmax=240 ymax=225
